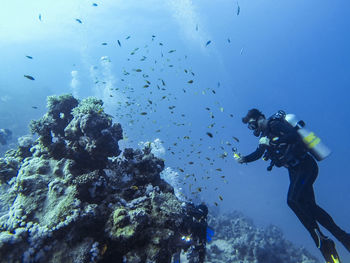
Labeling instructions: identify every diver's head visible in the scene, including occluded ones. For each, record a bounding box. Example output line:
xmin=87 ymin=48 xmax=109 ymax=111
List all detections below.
xmin=242 ymin=109 xmax=266 ymax=137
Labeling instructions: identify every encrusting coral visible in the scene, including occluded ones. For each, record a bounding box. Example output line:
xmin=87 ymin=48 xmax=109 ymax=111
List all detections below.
xmin=0 ymin=94 xmax=184 ymax=263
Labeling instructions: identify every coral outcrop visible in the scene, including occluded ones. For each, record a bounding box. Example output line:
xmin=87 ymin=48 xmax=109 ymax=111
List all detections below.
xmin=206 ymin=211 xmax=320 ymax=263
xmin=0 ymin=94 xmax=184 ymax=263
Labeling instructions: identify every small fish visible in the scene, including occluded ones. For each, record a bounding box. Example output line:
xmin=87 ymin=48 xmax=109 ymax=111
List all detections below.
xmin=143 ymin=85 xmax=149 ymax=88
xmin=189 ymin=162 xmax=194 ymax=165
xmin=206 ymin=40 xmax=211 ymax=46
xmin=227 ymin=38 xmax=231 ymax=43
xmin=140 ymin=112 xmax=147 ymax=115
xmin=196 ymin=24 xmax=198 ymax=31
xmin=24 ymin=75 xmax=35 ymax=80
xmin=159 ymin=42 xmax=163 ymax=46
xmin=25 ymin=55 xmax=33 ymax=59
xmin=147 ymin=100 xmax=152 ymax=104
xmin=130 ymin=185 xmax=138 ymax=190
xmin=92 ymin=3 xmax=98 ymax=7
xmin=187 ymin=80 xmax=193 ymax=84
xmin=183 ymin=136 xmax=190 ymax=139
xmin=161 ymin=79 xmax=166 ymax=86
xmin=168 ymin=50 xmax=176 ymax=53
xmin=101 ymin=42 xmax=107 ymax=45
xmin=233 ymin=136 xmax=239 ymax=142
xmin=38 ymin=14 xmax=42 ymax=21
xmin=184 ymin=69 xmax=188 ymax=73
xmin=216 ymin=168 xmax=222 ymax=172
xmin=134 ymin=69 xmax=142 ymax=72
xmin=179 ymin=168 xmax=184 ymax=172
xmin=197 ymin=187 xmax=202 ymax=192
xmin=214 ymin=202 xmax=218 ymax=206
xmin=237 ymin=3 xmax=240 ymax=16
xmin=117 ymin=40 xmax=121 ymax=47
xmin=220 ymin=107 xmax=224 ymax=112
xmin=230 ymin=114 xmax=234 ymax=118
xmin=206 ymin=132 xmax=213 ymax=138
xmin=32 ymin=106 xmax=38 ymax=109
xmin=126 ymin=36 xmax=131 ymax=40
xmin=212 ymin=90 xmax=216 ymax=94
xmin=219 ymin=152 xmax=228 ymax=159
xmin=219 ymin=195 xmax=223 ymax=201
xmin=75 ymin=18 xmax=82 ymax=24
xmin=240 ymin=47 xmax=244 ymax=55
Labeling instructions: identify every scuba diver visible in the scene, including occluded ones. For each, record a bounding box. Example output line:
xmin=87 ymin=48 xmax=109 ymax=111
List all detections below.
xmin=236 ymin=108 xmax=350 ymax=263
xmin=0 ymin=128 xmax=12 ymax=145
xmin=172 ymin=202 xmax=213 ymax=263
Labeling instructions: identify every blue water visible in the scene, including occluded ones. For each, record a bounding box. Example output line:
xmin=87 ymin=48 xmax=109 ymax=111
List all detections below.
xmin=1 ymin=0 xmax=349 ymax=261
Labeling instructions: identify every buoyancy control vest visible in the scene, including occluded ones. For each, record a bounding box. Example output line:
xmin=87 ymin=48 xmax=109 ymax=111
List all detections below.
xmin=268 ymin=110 xmax=331 ymax=162
xmin=262 ymin=113 xmax=304 ymax=169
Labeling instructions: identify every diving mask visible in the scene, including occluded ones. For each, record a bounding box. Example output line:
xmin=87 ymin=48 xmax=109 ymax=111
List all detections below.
xmin=248 ymin=119 xmax=258 ymax=130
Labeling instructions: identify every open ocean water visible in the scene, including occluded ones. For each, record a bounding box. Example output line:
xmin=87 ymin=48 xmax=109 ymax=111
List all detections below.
xmin=1 ymin=0 xmax=349 ymax=262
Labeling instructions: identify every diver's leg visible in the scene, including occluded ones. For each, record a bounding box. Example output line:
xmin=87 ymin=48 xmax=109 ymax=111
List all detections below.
xmin=298 ymin=157 xmax=350 ymax=252
xmin=313 ymin=204 xmax=350 ymax=252
xmin=287 ymin=157 xmax=342 ymax=262
xmin=287 ymin=165 xmax=322 ymax=246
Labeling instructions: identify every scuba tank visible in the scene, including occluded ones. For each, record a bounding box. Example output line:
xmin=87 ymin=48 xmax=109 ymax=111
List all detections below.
xmin=284 ymin=114 xmax=331 ymax=161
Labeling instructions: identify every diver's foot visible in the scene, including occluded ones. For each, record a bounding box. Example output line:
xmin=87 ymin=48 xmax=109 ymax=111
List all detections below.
xmin=320 ymin=238 xmax=342 ymax=263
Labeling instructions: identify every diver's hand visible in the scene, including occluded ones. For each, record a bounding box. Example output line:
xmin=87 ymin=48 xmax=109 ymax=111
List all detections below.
xmin=236 ymin=156 xmax=246 ymax=164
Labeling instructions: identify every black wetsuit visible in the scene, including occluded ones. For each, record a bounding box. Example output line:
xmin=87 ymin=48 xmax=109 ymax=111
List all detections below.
xmin=242 ymin=118 xmax=349 ymax=248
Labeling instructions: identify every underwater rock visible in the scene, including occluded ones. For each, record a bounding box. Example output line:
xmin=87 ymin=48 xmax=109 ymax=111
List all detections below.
xmin=29 ymin=95 xmax=122 ymax=169
xmin=206 ymin=211 xmax=320 ymax=263
xmin=0 ymin=94 xmax=186 ymax=263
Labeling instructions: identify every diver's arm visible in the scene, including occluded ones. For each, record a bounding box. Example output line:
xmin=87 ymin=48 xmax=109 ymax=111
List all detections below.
xmin=241 ymin=145 xmax=265 ymax=163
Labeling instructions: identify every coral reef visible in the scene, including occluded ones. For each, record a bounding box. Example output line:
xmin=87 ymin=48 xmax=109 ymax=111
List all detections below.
xmin=206 ymin=211 xmax=320 ymax=263
xmin=0 ymin=94 xmax=320 ymax=263
xmin=0 ymin=94 xmax=184 ymax=263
